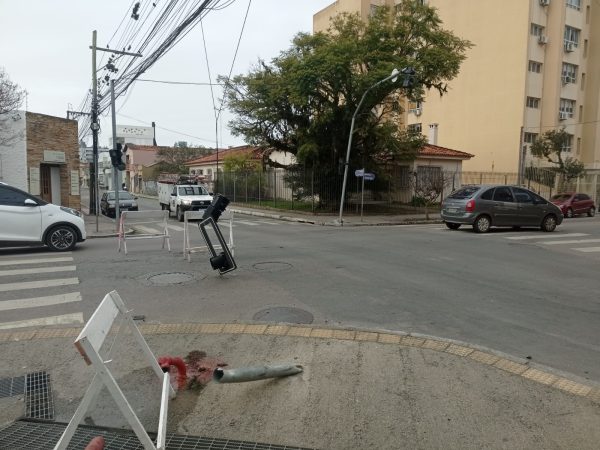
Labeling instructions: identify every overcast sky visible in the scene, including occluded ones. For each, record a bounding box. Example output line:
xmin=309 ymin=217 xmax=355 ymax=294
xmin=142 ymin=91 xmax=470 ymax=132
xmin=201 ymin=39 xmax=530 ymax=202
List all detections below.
xmin=0 ymin=0 xmax=334 ymax=148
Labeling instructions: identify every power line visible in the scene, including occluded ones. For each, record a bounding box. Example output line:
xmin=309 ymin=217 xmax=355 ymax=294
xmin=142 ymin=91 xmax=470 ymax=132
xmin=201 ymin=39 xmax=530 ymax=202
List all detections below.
xmin=135 ymin=78 xmax=224 ymax=85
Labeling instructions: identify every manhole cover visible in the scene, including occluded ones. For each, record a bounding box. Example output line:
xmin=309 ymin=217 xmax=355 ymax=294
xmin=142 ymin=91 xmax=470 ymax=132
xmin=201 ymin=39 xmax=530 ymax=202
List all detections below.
xmin=147 ymin=272 xmax=195 ymax=285
xmin=252 ymin=261 xmax=293 ymax=272
xmin=253 ymin=307 xmax=314 ymax=324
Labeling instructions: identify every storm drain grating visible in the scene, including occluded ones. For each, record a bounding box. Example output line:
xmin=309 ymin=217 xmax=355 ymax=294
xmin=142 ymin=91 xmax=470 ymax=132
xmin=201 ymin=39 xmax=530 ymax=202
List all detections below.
xmin=0 ymin=420 xmax=318 ymax=450
xmin=24 ymin=371 xmax=54 ymax=420
xmin=0 ymin=375 xmax=25 ymax=398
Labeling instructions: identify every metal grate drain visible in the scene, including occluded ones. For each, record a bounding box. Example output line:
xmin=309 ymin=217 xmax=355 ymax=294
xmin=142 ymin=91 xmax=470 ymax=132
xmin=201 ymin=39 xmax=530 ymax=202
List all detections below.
xmin=0 ymin=376 xmax=25 ymax=398
xmin=25 ymin=372 xmax=54 ymax=420
xmin=0 ymin=420 xmax=318 ymax=450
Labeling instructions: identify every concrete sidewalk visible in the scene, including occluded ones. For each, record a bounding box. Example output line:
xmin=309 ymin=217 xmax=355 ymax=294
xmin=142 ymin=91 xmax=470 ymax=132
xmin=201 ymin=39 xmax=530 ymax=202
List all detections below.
xmin=0 ymin=324 xmax=599 ymax=449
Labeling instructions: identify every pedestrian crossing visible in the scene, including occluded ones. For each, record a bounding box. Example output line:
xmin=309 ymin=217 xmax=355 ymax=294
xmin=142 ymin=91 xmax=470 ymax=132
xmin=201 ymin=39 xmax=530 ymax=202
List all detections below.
xmin=0 ymin=252 xmax=83 ymax=331
xmin=504 ymin=232 xmax=600 ymax=253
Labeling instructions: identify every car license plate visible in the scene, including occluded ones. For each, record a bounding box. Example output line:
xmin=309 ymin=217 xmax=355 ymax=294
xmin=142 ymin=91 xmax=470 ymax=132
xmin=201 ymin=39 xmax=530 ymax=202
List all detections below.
xmin=447 ymin=207 xmax=457 ymax=213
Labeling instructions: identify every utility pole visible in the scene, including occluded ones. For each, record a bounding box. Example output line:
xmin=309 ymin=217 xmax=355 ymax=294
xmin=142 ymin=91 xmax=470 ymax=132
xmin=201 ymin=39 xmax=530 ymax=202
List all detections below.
xmin=90 ymin=30 xmax=100 ymax=232
xmin=110 ymin=80 xmax=121 ymax=228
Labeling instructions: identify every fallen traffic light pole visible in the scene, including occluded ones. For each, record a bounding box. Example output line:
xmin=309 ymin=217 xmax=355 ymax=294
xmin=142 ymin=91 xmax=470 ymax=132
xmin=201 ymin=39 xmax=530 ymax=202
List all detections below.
xmin=198 ymin=194 xmax=237 ymax=275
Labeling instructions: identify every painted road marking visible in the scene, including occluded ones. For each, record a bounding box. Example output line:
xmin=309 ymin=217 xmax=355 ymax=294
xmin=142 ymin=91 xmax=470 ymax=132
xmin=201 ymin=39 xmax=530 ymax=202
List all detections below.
xmin=219 ymin=222 xmax=235 ymax=228
xmin=541 ymin=239 xmax=600 ymax=245
xmin=0 ymin=312 xmax=84 ymax=330
xmin=0 ymin=265 xmax=77 ymax=277
xmin=0 ymin=292 xmax=81 ymax=312
xmin=505 ymin=233 xmax=588 ymax=240
xmin=237 ymin=220 xmax=259 ymax=226
xmin=1 ymin=252 xmax=72 ymax=258
xmin=0 ymin=257 xmax=73 ymax=267
xmin=573 ymin=247 xmax=600 ymax=253
xmin=1 ymin=278 xmax=79 ymax=292
xmin=256 ymin=220 xmax=279 ymax=225
xmin=167 ymin=224 xmax=185 ymax=232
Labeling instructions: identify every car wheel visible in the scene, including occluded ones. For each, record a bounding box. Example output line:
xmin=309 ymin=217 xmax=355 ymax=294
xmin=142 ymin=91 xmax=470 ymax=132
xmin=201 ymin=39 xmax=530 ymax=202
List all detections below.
xmin=541 ymin=214 xmax=558 ymax=232
xmin=46 ymin=225 xmax=77 ymax=251
xmin=473 ymin=215 xmax=491 ymax=233
xmin=177 ymin=206 xmax=184 ymax=222
xmin=588 ymin=207 xmax=596 ymax=217
xmin=566 ymin=207 xmax=574 ymax=218
xmin=445 ymin=222 xmax=461 ymax=230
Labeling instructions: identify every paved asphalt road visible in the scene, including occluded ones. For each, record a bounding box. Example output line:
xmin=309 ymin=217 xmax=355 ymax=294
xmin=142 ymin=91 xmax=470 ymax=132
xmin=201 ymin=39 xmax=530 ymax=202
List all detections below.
xmin=1 ymin=194 xmax=599 ymax=386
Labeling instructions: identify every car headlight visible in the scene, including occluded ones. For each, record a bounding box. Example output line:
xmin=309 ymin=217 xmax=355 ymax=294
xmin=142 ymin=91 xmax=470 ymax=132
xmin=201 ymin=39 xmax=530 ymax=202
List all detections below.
xmin=60 ymin=206 xmax=82 ymax=217
xmin=182 ymin=200 xmax=192 ymax=205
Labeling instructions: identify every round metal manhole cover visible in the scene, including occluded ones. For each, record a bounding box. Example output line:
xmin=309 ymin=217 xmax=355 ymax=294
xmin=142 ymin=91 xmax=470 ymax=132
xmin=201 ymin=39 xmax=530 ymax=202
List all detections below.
xmin=146 ymin=272 xmax=196 ymax=286
xmin=252 ymin=261 xmax=293 ymax=272
xmin=253 ymin=307 xmax=314 ymax=324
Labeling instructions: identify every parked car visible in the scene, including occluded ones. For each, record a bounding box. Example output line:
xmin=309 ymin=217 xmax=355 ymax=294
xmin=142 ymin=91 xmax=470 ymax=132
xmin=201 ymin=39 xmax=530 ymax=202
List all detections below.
xmin=100 ymin=191 xmax=139 ymax=218
xmin=550 ymin=192 xmax=596 ymax=218
xmin=441 ymin=184 xmax=563 ymax=233
xmin=0 ymin=182 xmax=86 ymax=251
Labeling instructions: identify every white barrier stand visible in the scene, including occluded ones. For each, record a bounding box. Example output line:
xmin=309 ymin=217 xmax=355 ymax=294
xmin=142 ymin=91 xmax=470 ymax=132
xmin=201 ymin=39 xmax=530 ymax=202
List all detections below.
xmin=183 ymin=210 xmax=235 ymax=262
xmin=118 ymin=210 xmax=171 ymax=255
xmin=54 ymin=291 xmax=175 ymax=450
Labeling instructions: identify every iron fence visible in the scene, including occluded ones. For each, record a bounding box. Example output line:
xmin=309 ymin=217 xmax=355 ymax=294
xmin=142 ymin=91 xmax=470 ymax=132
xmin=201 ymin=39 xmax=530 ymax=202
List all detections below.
xmin=206 ymin=167 xmax=600 ymax=215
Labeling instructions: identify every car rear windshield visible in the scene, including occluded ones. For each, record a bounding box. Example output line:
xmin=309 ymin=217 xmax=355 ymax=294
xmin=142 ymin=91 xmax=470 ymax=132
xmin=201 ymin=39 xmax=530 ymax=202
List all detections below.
xmin=448 ymin=186 xmax=480 ymax=199
xmin=107 ymin=191 xmax=134 ymax=200
xmin=551 ymin=194 xmax=571 ymax=201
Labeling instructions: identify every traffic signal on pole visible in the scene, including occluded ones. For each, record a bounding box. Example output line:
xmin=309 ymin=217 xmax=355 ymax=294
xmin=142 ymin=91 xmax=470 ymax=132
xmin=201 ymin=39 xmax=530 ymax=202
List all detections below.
xmin=109 ymin=143 xmax=126 ymax=171
xmin=209 ymin=251 xmax=235 ymax=272
xmin=202 ymin=194 xmax=230 ymax=223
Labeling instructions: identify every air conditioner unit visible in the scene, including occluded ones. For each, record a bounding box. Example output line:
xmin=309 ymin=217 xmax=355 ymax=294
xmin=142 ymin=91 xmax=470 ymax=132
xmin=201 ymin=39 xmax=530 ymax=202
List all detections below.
xmin=564 ymin=42 xmax=574 ymax=52
xmin=538 ymin=35 xmax=548 ymax=45
xmin=414 ymin=108 xmax=422 ymax=116
xmin=539 ymin=0 xmax=550 ymax=6
xmin=559 ymin=111 xmax=568 ymax=120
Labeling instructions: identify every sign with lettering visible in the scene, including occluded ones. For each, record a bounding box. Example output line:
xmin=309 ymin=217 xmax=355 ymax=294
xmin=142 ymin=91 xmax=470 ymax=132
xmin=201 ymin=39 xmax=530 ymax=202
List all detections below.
xmin=44 ymin=150 xmax=66 ymax=163
xmin=29 ymin=167 xmax=40 ymax=195
xmin=70 ymin=170 xmax=80 ymax=196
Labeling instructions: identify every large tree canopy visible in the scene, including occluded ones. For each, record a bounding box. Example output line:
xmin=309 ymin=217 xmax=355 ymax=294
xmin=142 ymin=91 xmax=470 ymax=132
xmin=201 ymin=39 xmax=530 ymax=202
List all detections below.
xmin=0 ymin=68 xmax=26 ymax=147
xmin=530 ymin=128 xmax=585 ymax=182
xmin=221 ymin=3 xmax=471 ymax=174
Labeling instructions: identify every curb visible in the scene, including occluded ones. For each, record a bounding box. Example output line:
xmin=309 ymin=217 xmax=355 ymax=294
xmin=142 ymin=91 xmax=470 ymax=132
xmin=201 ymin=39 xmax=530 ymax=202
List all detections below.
xmin=1 ymin=322 xmax=598 ymax=404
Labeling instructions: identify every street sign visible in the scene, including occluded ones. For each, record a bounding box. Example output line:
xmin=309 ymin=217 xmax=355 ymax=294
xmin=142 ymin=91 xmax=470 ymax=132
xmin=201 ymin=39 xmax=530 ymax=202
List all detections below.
xmin=354 ymin=169 xmax=364 ymax=177
xmin=364 ymin=173 xmax=375 ymax=181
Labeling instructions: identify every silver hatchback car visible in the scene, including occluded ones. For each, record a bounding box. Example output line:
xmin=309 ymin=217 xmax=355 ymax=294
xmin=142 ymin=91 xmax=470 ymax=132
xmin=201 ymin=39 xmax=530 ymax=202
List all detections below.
xmin=441 ymin=185 xmax=564 ymax=233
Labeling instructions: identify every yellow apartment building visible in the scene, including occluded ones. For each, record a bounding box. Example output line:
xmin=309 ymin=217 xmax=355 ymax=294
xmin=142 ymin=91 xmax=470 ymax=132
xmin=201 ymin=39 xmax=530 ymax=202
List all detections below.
xmin=314 ymin=0 xmax=600 ymax=182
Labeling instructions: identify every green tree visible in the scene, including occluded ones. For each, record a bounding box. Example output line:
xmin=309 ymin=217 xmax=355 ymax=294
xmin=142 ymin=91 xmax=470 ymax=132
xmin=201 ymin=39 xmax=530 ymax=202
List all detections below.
xmin=222 ymin=3 xmax=470 ymax=178
xmin=222 ymin=152 xmax=260 ymax=173
xmin=530 ymin=128 xmax=585 ymax=183
xmin=155 ymin=145 xmax=212 ymax=174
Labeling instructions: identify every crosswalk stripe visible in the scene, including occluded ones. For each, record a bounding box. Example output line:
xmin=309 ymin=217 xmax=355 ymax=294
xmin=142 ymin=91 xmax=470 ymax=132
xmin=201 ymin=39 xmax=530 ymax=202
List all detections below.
xmin=0 ymin=265 xmax=77 ymax=277
xmin=573 ymin=247 xmax=600 ymax=253
xmin=167 ymin=224 xmax=185 ymax=232
xmin=0 ymin=256 xmax=73 ymax=267
xmin=135 ymin=225 xmax=162 ymax=234
xmin=0 ymin=312 xmax=84 ymax=330
xmin=237 ymin=220 xmax=259 ymax=226
xmin=0 ymin=292 xmax=81 ymax=312
xmin=3 ymin=251 xmax=72 ymax=258
xmin=505 ymin=233 xmax=588 ymax=240
xmin=541 ymin=239 xmax=600 ymax=245
xmin=1 ymin=277 xmax=79 ymax=292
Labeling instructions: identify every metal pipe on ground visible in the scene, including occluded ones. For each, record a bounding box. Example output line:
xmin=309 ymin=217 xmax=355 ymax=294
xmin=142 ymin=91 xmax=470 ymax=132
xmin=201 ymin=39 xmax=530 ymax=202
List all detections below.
xmin=213 ymin=364 xmax=303 ymax=383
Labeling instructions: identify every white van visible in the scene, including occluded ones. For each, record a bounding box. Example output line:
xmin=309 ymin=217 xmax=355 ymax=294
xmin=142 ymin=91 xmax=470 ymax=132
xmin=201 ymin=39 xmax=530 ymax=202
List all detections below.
xmin=0 ymin=182 xmax=86 ymax=251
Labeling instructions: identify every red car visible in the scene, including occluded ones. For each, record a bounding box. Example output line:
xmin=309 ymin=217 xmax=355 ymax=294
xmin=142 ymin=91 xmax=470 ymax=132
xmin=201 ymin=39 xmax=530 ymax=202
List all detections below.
xmin=550 ymin=193 xmax=596 ymax=218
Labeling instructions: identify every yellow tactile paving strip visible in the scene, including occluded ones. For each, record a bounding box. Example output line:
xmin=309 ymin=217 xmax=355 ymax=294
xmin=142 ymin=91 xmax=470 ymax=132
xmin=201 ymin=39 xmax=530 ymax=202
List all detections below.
xmin=1 ymin=323 xmax=598 ymax=405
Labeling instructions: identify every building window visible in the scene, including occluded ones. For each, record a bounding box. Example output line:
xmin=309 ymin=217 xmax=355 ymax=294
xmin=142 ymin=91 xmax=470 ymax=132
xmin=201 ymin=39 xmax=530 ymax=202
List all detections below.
xmin=528 ymin=61 xmax=542 ymax=73
xmin=531 ymin=24 xmax=544 ymax=37
xmin=559 ymin=98 xmax=575 ymax=118
xmin=190 ymin=170 xmax=196 ymax=175
xmin=524 ymin=132 xmax=538 ymax=144
xmin=407 ymin=123 xmax=422 ymax=133
xmin=564 ymin=26 xmax=580 ymax=47
xmin=566 ymin=0 xmax=581 ymax=10
xmin=526 ymin=97 xmax=540 ymax=108
xmin=408 ymin=101 xmax=422 ymax=114
xmin=416 ymin=166 xmax=442 ymax=190
xmin=561 ymin=134 xmax=574 ymax=153
xmin=561 ymin=63 xmax=578 ymax=84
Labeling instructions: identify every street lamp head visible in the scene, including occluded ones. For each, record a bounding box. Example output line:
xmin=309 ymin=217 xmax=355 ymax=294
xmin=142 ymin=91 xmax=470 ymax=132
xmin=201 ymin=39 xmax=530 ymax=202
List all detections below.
xmin=90 ymin=122 xmax=100 ymax=131
xmin=400 ymin=67 xmax=416 ymax=88
xmin=390 ymin=68 xmax=400 ymax=83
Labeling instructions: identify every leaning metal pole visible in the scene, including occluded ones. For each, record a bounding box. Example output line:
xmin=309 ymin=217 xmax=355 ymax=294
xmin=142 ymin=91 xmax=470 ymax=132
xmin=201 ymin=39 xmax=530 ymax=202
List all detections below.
xmin=213 ymin=364 xmax=303 ymax=383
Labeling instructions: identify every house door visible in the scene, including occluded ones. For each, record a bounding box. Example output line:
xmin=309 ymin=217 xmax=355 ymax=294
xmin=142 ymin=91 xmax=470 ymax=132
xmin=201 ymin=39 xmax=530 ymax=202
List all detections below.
xmin=40 ymin=164 xmax=52 ymax=202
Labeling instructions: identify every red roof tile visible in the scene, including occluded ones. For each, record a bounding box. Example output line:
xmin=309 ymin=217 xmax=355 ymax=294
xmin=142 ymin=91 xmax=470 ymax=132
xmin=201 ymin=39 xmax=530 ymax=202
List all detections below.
xmin=418 ymin=144 xmax=474 ymax=159
xmin=185 ymin=145 xmax=267 ymax=165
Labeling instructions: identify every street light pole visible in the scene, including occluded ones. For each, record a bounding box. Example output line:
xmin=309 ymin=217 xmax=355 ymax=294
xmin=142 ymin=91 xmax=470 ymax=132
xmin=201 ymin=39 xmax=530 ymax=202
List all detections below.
xmin=338 ymin=68 xmax=400 ymax=226
xmin=91 ymin=30 xmax=100 ymax=233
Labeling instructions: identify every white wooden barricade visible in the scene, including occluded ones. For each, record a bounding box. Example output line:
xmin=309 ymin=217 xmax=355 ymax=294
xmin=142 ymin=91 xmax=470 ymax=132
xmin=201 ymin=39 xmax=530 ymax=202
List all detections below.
xmin=118 ymin=210 xmax=171 ymax=255
xmin=182 ymin=210 xmax=235 ymax=262
xmin=54 ymin=291 xmax=175 ymax=450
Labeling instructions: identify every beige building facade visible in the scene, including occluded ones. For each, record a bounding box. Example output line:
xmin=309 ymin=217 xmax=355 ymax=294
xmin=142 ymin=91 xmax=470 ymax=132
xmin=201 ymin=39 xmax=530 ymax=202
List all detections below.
xmin=314 ymin=0 xmax=600 ymax=175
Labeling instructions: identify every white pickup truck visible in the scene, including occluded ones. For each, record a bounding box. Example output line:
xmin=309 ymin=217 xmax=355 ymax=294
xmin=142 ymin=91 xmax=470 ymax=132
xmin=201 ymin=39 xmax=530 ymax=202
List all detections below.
xmin=157 ymin=182 xmax=213 ymax=222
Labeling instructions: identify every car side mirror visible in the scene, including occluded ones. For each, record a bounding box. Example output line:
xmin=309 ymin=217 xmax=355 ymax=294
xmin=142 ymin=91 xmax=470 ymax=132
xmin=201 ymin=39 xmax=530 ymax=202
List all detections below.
xmin=24 ymin=198 xmax=38 ymax=207
xmin=209 ymin=192 xmax=214 ymax=196
xmin=134 ymin=196 xmax=138 ymax=200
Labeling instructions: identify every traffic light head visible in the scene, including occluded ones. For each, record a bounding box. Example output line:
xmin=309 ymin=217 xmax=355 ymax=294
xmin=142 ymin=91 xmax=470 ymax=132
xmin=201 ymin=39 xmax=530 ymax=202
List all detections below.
xmin=202 ymin=194 xmax=230 ymax=222
xmin=110 ymin=144 xmax=126 ymax=171
xmin=209 ymin=251 xmax=235 ymax=272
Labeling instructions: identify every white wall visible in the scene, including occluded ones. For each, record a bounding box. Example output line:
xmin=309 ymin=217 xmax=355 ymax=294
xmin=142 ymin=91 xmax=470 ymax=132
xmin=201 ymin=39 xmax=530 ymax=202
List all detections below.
xmin=0 ymin=111 xmax=27 ymax=190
